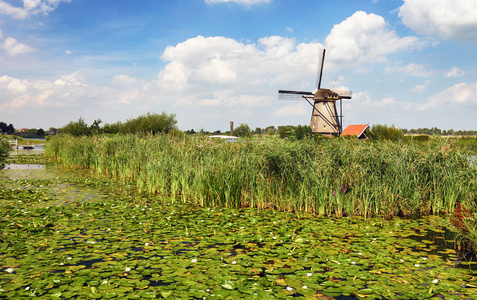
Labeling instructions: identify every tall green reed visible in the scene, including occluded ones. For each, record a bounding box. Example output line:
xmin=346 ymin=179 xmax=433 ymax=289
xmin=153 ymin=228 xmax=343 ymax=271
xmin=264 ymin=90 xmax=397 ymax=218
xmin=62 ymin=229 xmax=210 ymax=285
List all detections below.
xmin=44 ymin=134 xmax=476 ymax=218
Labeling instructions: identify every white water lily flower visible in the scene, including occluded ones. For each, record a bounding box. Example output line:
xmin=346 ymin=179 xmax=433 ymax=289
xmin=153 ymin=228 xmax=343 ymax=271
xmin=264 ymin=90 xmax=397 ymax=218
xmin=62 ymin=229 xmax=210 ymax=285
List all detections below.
xmin=414 ymin=264 xmax=420 ymax=267
xmin=302 ymin=285 xmax=308 ymax=290
xmin=306 ymin=272 xmax=312 ymax=277
xmin=144 ymin=242 xmax=149 ymax=246
xmin=358 ymin=252 xmax=362 ymax=256
xmin=67 ymin=257 xmax=72 ymax=260
xmin=25 ymin=286 xmax=30 ymax=291
xmin=231 ymin=261 xmax=237 ymax=265
xmin=400 ymin=259 xmax=404 ymax=262
xmin=5 ymin=268 xmax=14 ymax=273
xmin=102 ymin=280 xmax=108 ymax=284
xmin=191 ymin=258 xmax=198 ymax=263
xmin=351 ymin=261 xmax=356 ymax=265
xmin=433 ymin=279 xmax=439 ymax=284
xmin=125 ymin=267 xmax=131 ymax=272
xmin=286 ymin=286 xmax=293 ymax=291
xmin=422 ymin=257 xmax=428 ymax=260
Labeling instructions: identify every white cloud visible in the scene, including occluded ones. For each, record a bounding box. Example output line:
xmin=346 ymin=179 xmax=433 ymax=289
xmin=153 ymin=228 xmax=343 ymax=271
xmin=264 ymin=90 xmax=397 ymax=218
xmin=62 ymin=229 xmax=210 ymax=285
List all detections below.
xmin=275 ymin=103 xmax=307 ymax=117
xmin=0 ymin=75 xmax=28 ymax=93
xmin=113 ymin=74 xmax=138 ymax=85
xmin=65 ymin=50 xmax=71 ymax=55
xmin=0 ymin=0 xmax=70 ymax=19
xmin=385 ymin=63 xmax=436 ymax=78
xmin=418 ymin=82 xmax=477 ymax=110
xmin=352 ymin=92 xmax=396 ymax=108
xmin=409 ymin=81 xmax=430 ymax=93
xmin=157 ymin=35 xmax=320 ymax=108
xmin=444 ymin=67 xmax=465 ymax=78
xmin=398 ymin=0 xmax=477 ymax=41
xmin=324 ymin=11 xmax=422 ymax=68
xmin=205 ymin=0 xmax=271 ymax=6
xmin=2 ymin=37 xmax=36 ymax=56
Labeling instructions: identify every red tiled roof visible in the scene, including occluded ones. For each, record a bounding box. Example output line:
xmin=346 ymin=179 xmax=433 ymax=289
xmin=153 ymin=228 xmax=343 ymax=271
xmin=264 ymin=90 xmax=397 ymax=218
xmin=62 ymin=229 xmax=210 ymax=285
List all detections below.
xmin=341 ymin=124 xmax=369 ymax=137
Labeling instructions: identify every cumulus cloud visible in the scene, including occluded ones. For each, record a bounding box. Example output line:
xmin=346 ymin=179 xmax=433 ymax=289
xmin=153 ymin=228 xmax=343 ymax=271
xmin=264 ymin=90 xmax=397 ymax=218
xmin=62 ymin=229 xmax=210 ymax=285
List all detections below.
xmin=0 ymin=72 xmax=94 ymax=111
xmin=157 ymin=35 xmax=320 ymax=107
xmin=205 ymin=0 xmax=271 ymax=6
xmin=2 ymin=37 xmax=36 ymax=56
xmin=398 ymin=0 xmax=477 ymax=41
xmin=418 ymin=82 xmax=477 ymax=110
xmin=0 ymin=0 xmax=70 ymax=19
xmin=324 ymin=11 xmax=422 ymax=68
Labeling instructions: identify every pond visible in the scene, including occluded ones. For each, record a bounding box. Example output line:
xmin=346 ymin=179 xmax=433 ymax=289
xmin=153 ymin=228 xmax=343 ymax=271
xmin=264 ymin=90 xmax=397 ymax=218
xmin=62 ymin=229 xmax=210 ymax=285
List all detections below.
xmin=1 ymin=154 xmax=476 ymax=299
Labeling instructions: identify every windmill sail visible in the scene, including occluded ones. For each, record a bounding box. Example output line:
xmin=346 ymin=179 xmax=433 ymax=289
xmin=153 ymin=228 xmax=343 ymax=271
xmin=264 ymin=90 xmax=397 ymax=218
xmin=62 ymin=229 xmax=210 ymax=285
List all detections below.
xmin=277 ymin=48 xmax=352 ymax=136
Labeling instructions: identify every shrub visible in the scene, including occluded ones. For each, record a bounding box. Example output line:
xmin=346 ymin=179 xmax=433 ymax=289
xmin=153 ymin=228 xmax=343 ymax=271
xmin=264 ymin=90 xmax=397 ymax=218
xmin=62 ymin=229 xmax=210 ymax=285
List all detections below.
xmin=233 ymin=123 xmax=251 ymax=138
xmin=60 ymin=117 xmax=90 ymax=136
xmin=367 ymin=124 xmax=404 ymax=141
xmin=0 ymin=136 xmax=11 ymax=166
xmin=122 ymin=112 xmax=177 ymax=135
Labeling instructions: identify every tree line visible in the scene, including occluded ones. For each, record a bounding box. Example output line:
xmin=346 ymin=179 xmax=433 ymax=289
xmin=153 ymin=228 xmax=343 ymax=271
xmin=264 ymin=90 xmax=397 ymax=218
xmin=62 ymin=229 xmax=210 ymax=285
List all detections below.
xmin=59 ymin=112 xmax=178 ymax=136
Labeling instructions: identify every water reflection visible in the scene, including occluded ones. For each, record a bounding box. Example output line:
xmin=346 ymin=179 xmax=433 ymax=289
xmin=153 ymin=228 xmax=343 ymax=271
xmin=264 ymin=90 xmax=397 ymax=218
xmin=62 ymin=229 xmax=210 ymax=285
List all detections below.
xmin=3 ymin=164 xmax=46 ymax=170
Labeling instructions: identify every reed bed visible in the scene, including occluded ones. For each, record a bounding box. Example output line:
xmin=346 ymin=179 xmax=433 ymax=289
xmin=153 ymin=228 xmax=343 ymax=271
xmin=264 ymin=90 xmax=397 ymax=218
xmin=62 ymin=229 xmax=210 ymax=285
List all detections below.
xmin=44 ymin=134 xmax=476 ymax=218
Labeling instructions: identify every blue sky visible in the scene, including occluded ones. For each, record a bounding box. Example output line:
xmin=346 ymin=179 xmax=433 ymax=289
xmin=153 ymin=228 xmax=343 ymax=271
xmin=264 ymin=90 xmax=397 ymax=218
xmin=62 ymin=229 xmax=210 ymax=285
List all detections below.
xmin=1 ymin=0 xmax=476 ymax=131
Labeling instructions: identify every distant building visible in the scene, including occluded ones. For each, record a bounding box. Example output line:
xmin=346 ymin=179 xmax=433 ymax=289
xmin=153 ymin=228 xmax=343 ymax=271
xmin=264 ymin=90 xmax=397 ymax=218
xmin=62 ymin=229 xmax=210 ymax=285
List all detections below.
xmin=49 ymin=128 xmax=58 ymax=135
xmin=341 ymin=124 xmax=369 ymax=139
xmin=18 ymin=128 xmax=29 ymax=133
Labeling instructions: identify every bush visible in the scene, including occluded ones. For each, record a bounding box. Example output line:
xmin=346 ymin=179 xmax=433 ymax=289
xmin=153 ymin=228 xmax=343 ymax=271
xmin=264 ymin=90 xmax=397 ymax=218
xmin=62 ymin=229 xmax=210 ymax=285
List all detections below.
xmin=0 ymin=136 xmax=11 ymax=166
xmin=60 ymin=117 xmax=90 ymax=136
xmin=122 ymin=112 xmax=177 ymax=135
xmin=294 ymin=125 xmax=313 ymax=140
xmin=233 ymin=123 xmax=251 ymax=138
xmin=60 ymin=112 xmax=178 ymax=136
xmin=367 ymin=124 xmax=404 ymax=141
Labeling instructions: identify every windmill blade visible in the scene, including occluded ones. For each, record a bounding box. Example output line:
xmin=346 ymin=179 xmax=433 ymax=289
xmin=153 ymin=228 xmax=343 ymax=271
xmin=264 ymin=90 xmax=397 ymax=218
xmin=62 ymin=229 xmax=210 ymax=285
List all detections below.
xmin=278 ymin=90 xmax=313 ymax=100
xmin=315 ymin=48 xmax=326 ymax=90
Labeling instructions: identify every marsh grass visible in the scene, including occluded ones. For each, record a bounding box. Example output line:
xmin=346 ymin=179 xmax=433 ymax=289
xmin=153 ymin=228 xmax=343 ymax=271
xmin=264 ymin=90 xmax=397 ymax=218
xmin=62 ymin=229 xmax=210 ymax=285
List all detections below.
xmin=44 ymin=134 xmax=476 ymax=218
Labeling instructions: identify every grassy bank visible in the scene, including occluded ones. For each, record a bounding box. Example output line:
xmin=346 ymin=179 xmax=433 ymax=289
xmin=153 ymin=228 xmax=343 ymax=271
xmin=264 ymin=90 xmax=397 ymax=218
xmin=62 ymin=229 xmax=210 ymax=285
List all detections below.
xmin=44 ymin=134 xmax=476 ymax=219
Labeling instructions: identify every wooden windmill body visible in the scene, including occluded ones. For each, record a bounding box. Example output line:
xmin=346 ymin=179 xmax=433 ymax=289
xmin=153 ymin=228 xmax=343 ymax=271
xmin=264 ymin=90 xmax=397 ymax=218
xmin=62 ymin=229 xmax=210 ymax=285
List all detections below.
xmin=278 ymin=49 xmax=352 ymax=136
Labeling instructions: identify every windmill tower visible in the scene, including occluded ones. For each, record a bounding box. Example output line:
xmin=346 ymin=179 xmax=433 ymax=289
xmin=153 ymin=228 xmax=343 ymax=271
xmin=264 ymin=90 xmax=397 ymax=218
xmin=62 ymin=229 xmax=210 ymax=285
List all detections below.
xmin=278 ymin=49 xmax=352 ymax=136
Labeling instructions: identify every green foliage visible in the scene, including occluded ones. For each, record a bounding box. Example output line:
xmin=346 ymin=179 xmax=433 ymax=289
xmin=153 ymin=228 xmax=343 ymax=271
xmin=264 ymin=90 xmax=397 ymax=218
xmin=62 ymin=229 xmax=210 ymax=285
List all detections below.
xmin=45 ymin=135 xmax=476 ymax=219
xmin=0 ymin=136 xmax=11 ymax=165
xmin=367 ymin=124 xmax=404 ymax=141
xmin=233 ymin=123 xmax=251 ymax=138
xmin=2 ymin=165 xmax=476 ymax=299
xmin=294 ymin=125 xmax=313 ymax=140
xmin=278 ymin=125 xmax=294 ymax=139
xmin=60 ymin=117 xmax=90 ymax=136
xmin=122 ymin=112 xmax=177 ymax=135
xmin=0 ymin=122 xmax=15 ymax=134
xmin=60 ymin=112 xmax=177 ymax=136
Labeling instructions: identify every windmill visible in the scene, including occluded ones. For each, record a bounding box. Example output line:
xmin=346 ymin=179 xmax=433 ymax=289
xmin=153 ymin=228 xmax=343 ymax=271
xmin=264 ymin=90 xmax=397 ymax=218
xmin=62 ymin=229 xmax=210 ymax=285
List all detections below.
xmin=278 ymin=49 xmax=352 ymax=136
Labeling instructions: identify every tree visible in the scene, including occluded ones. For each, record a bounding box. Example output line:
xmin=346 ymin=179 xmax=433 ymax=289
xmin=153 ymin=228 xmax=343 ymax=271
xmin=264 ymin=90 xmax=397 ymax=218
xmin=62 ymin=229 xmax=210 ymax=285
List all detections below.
xmin=278 ymin=125 xmax=295 ymax=139
xmin=123 ymin=112 xmax=177 ymax=135
xmin=60 ymin=117 xmax=90 ymax=136
xmin=264 ymin=126 xmax=276 ymax=135
xmin=294 ymin=125 xmax=313 ymax=140
xmin=0 ymin=136 xmax=11 ymax=166
xmin=37 ymin=128 xmax=45 ymax=136
xmin=233 ymin=123 xmax=252 ymax=138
